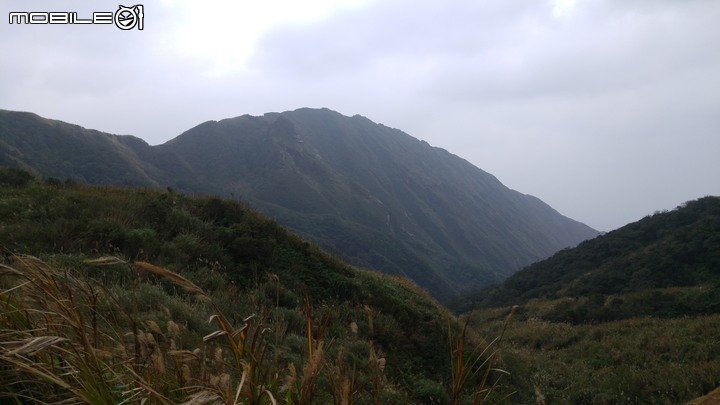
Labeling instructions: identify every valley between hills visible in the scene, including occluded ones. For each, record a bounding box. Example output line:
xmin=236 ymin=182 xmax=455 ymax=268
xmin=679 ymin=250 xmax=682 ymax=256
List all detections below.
xmin=0 ymin=109 xmax=718 ymax=403
xmin=0 ymin=108 xmax=598 ymax=302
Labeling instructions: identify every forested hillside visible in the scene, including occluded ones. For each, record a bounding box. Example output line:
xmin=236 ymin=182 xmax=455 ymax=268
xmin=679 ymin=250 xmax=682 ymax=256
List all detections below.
xmin=454 ymin=196 xmax=720 ymax=403
xmin=0 ymin=167 xmax=512 ymax=403
xmin=470 ymin=196 xmax=720 ymax=320
xmin=0 ymin=108 xmax=599 ymax=302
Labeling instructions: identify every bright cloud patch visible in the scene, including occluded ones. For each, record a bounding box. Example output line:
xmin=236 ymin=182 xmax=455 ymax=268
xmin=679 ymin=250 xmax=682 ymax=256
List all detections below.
xmin=552 ymin=0 xmax=577 ymax=18
xmin=163 ymin=0 xmax=372 ymax=76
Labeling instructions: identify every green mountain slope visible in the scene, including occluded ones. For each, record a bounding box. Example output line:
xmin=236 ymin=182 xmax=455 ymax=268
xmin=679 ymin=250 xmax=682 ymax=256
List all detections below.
xmin=0 ymin=110 xmax=161 ymax=186
xmin=0 ymin=169 xmax=509 ymax=403
xmin=454 ymin=197 xmax=720 ymax=403
xmin=0 ymin=108 xmax=599 ymax=301
xmin=467 ymin=196 xmax=720 ymax=319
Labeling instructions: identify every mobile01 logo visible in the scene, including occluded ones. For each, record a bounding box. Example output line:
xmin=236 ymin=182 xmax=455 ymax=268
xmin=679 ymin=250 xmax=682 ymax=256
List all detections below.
xmin=9 ymin=5 xmax=144 ymax=30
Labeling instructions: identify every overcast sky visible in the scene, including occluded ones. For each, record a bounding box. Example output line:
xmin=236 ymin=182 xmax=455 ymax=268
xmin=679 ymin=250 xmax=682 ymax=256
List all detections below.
xmin=2 ymin=0 xmax=719 ymax=231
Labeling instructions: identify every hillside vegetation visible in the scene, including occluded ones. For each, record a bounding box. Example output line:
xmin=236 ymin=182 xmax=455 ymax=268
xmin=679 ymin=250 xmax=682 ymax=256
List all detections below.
xmin=454 ymin=196 xmax=720 ymax=321
xmin=0 ymin=108 xmax=599 ymax=302
xmin=2 ymin=171 xmax=718 ymax=403
xmin=0 ymin=167 xmax=513 ymax=404
xmin=467 ymin=304 xmax=720 ymax=404
xmin=454 ymin=196 xmax=720 ymax=403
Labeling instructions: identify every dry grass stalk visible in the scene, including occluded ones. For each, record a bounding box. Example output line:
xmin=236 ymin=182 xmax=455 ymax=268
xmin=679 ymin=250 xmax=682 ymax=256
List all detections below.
xmin=134 ymin=261 xmax=206 ymax=296
xmin=167 ymin=320 xmax=181 ymax=339
xmin=234 ymin=367 xmax=247 ymax=404
xmin=299 ymin=340 xmax=325 ymax=404
xmin=472 ymin=305 xmax=517 ymax=405
xmin=203 ymin=330 xmax=228 ymax=342
xmin=169 ymin=350 xmax=199 ymax=363
xmin=304 ymin=289 xmax=313 ymax=358
xmin=363 ymin=305 xmax=384 ymax=405
xmin=449 ymin=305 xmax=517 ymax=405
xmin=1 ymin=250 xmax=508 ymax=404
xmin=326 ymin=346 xmax=359 ymax=405
xmin=0 ymin=256 xmax=127 ymax=403
xmin=0 ymin=262 xmax=24 ymax=277
xmin=281 ymin=363 xmax=297 ymax=394
xmin=82 ymin=256 xmax=128 ymax=266
xmin=179 ymin=390 xmax=223 ymax=405
xmin=146 ymin=319 xmax=164 ymax=336
xmin=3 ymin=335 xmax=68 ymax=356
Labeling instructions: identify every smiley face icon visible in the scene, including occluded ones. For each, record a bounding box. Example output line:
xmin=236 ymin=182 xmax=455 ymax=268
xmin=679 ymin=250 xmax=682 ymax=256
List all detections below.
xmin=114 ymin=5 xmax=144 ymax=30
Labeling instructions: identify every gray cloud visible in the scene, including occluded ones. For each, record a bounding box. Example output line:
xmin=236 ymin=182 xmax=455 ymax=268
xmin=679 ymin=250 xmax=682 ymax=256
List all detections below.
xmin=1 ymin=0 xmax=718 ymax=231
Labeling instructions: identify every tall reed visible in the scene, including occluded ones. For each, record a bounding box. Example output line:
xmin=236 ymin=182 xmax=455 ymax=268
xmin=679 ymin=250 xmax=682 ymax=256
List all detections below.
xmin=449 ymin=305 xmax=517 ymax=404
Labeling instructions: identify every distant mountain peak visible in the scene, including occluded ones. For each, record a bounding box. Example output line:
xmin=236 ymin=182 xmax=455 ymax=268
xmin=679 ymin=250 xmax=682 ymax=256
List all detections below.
xmin=0 ymin=108 xmax=599 ymax=301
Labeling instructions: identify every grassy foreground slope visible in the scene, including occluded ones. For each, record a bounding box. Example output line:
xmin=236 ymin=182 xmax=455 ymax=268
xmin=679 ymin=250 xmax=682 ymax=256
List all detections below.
xmin=467 ymin=303 xmax=720 ymax=404
xmin=459 ymin=196 xmax=720 ymax=403
xmin=0 ymin=167 xmax=512 ymax=404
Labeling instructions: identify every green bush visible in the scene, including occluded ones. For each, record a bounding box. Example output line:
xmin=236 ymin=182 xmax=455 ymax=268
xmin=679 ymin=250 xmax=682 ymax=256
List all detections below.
xmin=0 ymin=167 xmax=34 ymax=187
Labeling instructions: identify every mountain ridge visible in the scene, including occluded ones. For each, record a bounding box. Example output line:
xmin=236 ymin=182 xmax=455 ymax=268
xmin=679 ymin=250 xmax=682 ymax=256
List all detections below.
xmin=459 ymin=195 xmax=720 ymax=317
xmin=0 ymin=107 xmax=599 ymax=301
